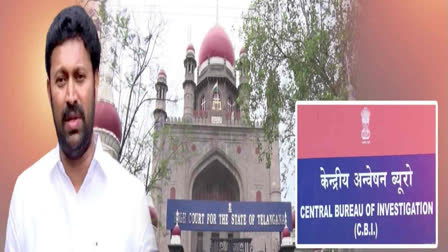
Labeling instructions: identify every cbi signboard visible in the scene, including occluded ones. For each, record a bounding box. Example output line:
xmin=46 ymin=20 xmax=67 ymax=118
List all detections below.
xmin=296 ymin=101 xmax=437 ymax=249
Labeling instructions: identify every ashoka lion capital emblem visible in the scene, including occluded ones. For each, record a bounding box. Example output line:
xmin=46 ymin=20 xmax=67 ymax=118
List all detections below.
xmin=361 ymin=107 xmax=371 ymax=144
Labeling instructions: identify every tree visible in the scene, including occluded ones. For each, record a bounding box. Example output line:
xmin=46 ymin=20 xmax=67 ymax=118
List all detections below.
xmin=90 ymin=0 xmax=177 ymax=194
xmin=239 ymin=0 xmax=359 ymax=197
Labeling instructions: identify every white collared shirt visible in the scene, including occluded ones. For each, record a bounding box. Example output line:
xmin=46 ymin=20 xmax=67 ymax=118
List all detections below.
xmin=5 ymin=139 xmax=157 ymax=252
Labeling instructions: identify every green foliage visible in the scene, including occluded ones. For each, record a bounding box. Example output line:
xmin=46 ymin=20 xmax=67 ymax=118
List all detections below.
xmin=239 ymin=0 xmax=358 ymax=196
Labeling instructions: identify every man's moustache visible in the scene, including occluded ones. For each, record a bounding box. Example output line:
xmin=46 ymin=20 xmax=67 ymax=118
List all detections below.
xmin=62 ymin=103 xmax=85 ymax=122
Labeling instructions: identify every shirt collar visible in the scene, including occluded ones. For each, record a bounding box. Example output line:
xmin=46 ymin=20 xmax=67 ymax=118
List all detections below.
xmin=50 ymin=133 xmax=109 ymax=179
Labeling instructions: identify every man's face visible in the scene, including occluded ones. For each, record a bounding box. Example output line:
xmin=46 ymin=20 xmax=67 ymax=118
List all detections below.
xmin=47 ymin=37 xmax=98 ymax=160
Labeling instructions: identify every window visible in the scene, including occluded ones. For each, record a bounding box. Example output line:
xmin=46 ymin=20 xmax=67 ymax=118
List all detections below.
xmin=170 ymin=187 xmax=176 ymax=199
xmin=212 ymin=92 xmax=221 ymax=111
xmin=157 ymin=86 xmax=166 ymax=100
xmin=256 ymin=191 xmax=262 ymax=202
xmin=200 ymin=96 xmax=206 ymax=111
xmin=227 ymin=97 xmax=235 ymax=113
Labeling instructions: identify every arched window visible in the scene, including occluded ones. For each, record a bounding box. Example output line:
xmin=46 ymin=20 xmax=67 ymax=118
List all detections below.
xmin=200 ymin=96 xmax=206 ymax=111
xmin=256 ymin=191 xmax=262 ymax=202
xmin=170 ymin=187 xmax=176 ymax=199
xmin=156 ymin=86 xmax=161 ymax=99
xmin=227 ymin=97 xmax=234 ymax=113
xmin=212 ymin=92 xmax=221 ymax=111
xmin=212 ymin=81 xmax=221 ymax=111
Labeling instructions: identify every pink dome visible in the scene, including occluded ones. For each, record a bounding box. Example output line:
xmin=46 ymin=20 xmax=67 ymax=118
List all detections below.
xmin=149 ymin=207 xmax=158 ymax=227
xmin=186 ymin=43 xmax=195 ymax=52
xmin=172 ymin=224 xmax=181 ymax=236
xmin=240 ymin=47 xmax=245 ymax=56
xmin=199 ymin=25 xmax=235 ymax=66
xmin=158 ymin=69 xmax=166 ymax=78
xmin=94 ymin=101 xmax=122 ymax=141
xmin=282 ymin=226 xmax=290 ymax=238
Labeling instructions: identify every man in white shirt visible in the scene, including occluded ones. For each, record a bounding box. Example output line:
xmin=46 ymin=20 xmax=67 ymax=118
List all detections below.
xmin=5 ymin=6 xmax=157 ymax=252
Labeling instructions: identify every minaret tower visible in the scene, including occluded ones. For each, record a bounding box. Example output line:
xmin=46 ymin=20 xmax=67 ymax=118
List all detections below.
xmin=183 ymin=44 xmax=197 ymax=122
xmin=154 ymin=69 xmax=168 ymax=130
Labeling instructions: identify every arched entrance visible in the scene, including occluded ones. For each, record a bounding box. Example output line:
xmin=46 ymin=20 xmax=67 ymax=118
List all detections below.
xmin=191 ymin=159 xmax=240 ymax=252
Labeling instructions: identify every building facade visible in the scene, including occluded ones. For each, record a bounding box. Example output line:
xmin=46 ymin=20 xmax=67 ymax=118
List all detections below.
xmin=152 ymin=25 xmax=282 ymax=252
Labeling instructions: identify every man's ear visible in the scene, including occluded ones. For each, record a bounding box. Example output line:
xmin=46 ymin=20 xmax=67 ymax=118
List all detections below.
xmin=47 ymin=78 xmax=51 ymax=105
xmin=94 ymin=70 xmax=99 ymax=102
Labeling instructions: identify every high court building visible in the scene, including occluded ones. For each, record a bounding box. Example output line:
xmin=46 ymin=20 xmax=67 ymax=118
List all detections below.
xmin=149 ymin=25 xmax=286 ymax=252
xmin=91 ymin=16 xmax=293 ymax=252
xmin=80 ymin=1 xmax=292 ymax=251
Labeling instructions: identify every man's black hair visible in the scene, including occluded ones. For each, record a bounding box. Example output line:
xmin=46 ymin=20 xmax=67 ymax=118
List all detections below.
xmin=45 ymin=5 xmax=101 ymax=78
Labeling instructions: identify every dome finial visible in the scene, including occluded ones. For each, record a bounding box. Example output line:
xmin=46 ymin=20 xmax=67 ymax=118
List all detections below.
xmin=281 ymin=212 xmax=293 ymax=246
xmin=170 ymin=210 xmax=182 ymax=245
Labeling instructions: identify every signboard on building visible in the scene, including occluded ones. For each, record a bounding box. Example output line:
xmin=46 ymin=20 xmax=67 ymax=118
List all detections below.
xmin=211 ymin=116 xmax=223 ymax=124
xmin=167 ymin=199 xmax=292 ymax=232
xmin=296 ymin=101 xmax=437 ymax=248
